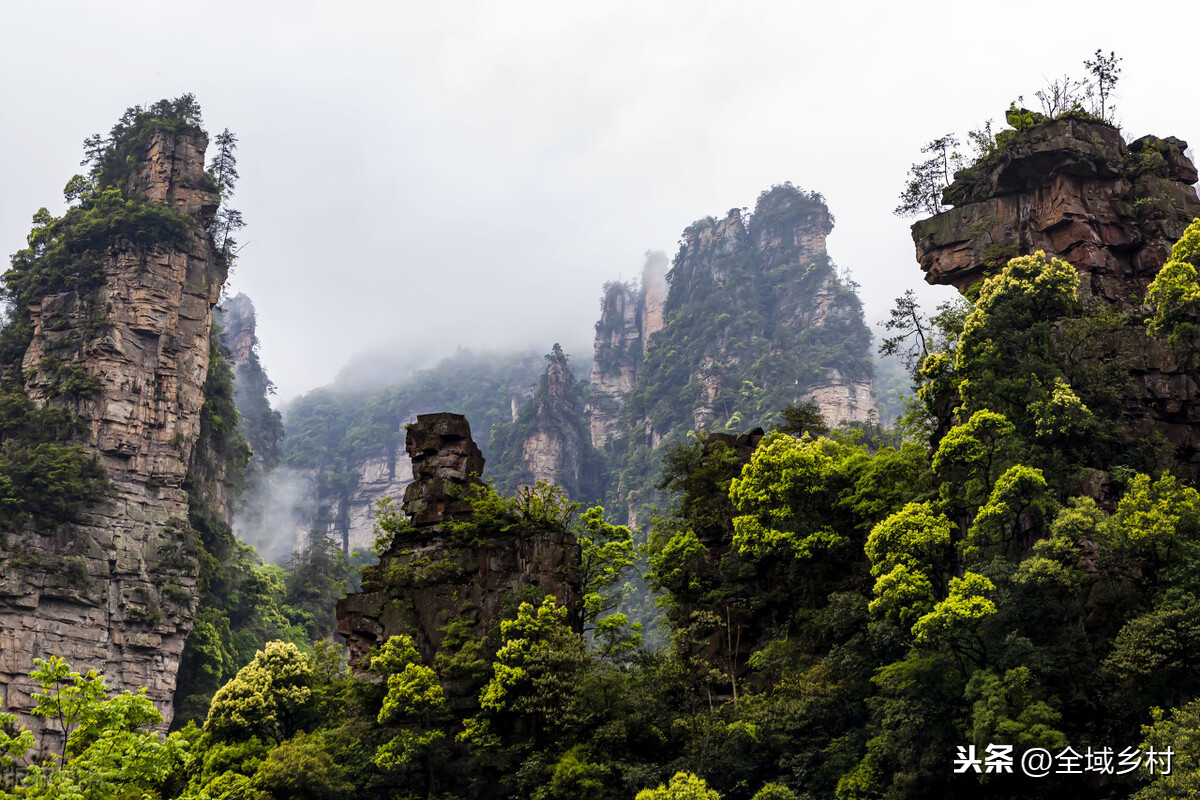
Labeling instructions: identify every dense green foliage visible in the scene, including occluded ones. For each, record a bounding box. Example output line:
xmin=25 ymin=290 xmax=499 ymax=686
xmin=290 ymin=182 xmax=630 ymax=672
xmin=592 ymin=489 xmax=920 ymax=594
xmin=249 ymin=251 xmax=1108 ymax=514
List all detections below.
xmin=70 ymin=230 xmax=1196 ymax=800
xmin=152 ymin=102 xmax=346 ymax=729
xmin=175 ymin=328 xmax=357 ymax=728
xmin=10 ymin=91 xmax=1200 ymax=800
xmin=1146 ymin=218 xmax=1200 ymax=358
xmin=0 ymin=656 xmax=189 ymax=799
xmin=0 ymin=392 xmax=108 ymax=531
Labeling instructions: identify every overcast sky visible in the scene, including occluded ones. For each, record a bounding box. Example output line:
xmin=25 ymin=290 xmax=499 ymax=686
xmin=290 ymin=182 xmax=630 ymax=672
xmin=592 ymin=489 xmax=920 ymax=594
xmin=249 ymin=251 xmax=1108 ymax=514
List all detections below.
xmin=3 ymin=2 xmax=1198 ymax=401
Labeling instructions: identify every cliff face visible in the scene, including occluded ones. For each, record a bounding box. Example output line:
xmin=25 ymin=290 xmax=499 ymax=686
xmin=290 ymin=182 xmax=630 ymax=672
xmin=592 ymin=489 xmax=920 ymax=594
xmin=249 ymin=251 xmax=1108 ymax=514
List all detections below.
xmin=214 ymin=293 xmax=283 ymax=547
xmin=913 ymin=119 xmax=1200 ymax=470
xmin=216 ymin=293 xmax=256 ymax=370
xmin=0 ymin=126 xmax=224 ymax=729
xmin=586 ymin=252 xmax=668 ymax=447
xmin=335 ymin=413 xmax=582 ymax=667
xmin=915 ymin=119 xmax=1200 ymax=303
xmin=489 ymin=345 xmax=603 ymax=501
xmin=601 ymin=185 xmax=876 ymax=521
xmin=637 ymin=187 xmax=874 ymax=440
xmin=522 ymin=350 xmax=579 ymax=485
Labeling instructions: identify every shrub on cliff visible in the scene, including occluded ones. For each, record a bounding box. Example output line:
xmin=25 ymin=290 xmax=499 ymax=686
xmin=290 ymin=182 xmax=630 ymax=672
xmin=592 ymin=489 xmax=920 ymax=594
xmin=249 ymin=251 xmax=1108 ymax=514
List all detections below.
xmin=0 ymin=656 xmax=190 ymax=799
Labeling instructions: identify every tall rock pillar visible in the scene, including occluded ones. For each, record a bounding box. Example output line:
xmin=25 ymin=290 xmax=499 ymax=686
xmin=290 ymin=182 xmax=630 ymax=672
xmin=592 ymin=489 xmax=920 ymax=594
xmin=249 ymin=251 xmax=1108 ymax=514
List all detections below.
xmin=0 ymin=124 xmax=225 ymax=731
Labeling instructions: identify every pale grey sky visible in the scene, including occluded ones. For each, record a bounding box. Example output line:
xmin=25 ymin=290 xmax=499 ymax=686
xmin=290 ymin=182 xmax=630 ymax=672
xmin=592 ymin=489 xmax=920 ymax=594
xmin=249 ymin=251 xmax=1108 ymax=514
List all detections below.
xmin=3 ymin=2 xmax=1198 ymax=399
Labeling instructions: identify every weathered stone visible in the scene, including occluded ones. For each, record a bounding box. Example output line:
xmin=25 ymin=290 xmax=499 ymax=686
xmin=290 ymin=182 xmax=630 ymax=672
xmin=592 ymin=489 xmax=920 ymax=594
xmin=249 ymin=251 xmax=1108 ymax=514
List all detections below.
xmin=916 ymin=119 xmax=1200 ymax=304
xmin=585 ymin=252 xmax=668 ymax=448
xmin=0 ymin=126 xmax=224 ymax=733
xmin=336 ymin=413 xmax=582 ymax=668
xmin=514 ymin=347 xmax=594 ymax=495
xmin=913 ymin=118 xmax=1200 ymax=474
xmin=399 ymin=413 xmax=484 ymax=528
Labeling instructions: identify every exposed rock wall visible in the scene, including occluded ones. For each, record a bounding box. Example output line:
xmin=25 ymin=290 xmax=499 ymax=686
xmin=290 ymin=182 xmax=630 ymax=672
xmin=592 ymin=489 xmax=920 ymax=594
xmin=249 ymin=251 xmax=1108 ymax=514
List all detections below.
xmin=490 ymin=345 xmax=602 ymax=500
xmin=635 ymin=186 xmax=876 ymax=443
xmin=807 ymin=373 xmax=874 ymax=427
xmin=640 ymin=250 xmax=668 ymax=340
xmin=591 ymin=185 xmax=876 ymax=524
xmin=216 ymin=293 xmax=285 ymax=554
xmin=912 ymin=119 xmax=1200 ymax=470
xmin=0 ymin=127 xmax=224 ymax=730
xmin=336 ymin=413 xmax=582 ymax=667
xmin=585 ymin=251 xmax=668 ymax=447
xmin=521 ymin=348 xmax=584 ymax=488
xmin=216 ymin=293 xmax=256 ymax=370
xmin=915 ymin=119 xmax=1200 ymax=303
xmin=343 ymin=448 xmax=412 ymax=549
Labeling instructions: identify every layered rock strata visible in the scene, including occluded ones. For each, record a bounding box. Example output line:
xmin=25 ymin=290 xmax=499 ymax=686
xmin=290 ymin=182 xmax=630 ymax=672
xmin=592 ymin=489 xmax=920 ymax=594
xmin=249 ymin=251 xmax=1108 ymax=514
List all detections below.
xmin=336 ymin=413 xmax=582 ymax=667
xmin=912 ymin=119 xmax=1200 ymax=470
xmin=0 ymin=127 xmax=224 ymax=730
xmin=915 ymin=119 xmax=1200 ymax=303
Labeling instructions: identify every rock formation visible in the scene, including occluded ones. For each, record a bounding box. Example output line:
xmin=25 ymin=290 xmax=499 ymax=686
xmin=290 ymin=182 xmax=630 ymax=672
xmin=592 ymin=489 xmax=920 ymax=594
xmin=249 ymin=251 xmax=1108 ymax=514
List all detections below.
xmin=806 ymin=373 xmax=875 ymax=427
xmin=215 ymin=293 xmax=283 ymax=546
xmin=0 ymin=125 xmax=225 ymax=730
xmin=596 ymin=185 xmax=876 ymax=522
xmin=912 ymin=118 xmax=1200 ymax=471
xmin=521 ymin=348 xmax=581 ymax=486
xmin=489 ymin=344 xmax=603 ymax=500
xmin=585 ymin=251 xmax=668 ymax=447
xmin=273 ymin=352 xmax=544 ymax=557
xmin=336 ymin=413 xmax=582 ymax=668
xmin=914 ymin=119 xmax=1200 ymax=303
xmin=215 ymin=293 xmax=256 ymax=371
xmin=630 ymin=186 xmax=873 ymax=443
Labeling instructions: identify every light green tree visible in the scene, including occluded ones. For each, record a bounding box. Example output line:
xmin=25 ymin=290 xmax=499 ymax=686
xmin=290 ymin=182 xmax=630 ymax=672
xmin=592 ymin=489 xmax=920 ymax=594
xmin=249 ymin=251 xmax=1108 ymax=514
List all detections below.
xmin=636 ymin=771 xmax=722 ymax=800
xmin=1106 ymin=473 xmax=1200 ymax=563
xmin=728 ymin=432 xmax=850 ymax=562
xmin=912 ymin=573 xmax=997 ymax=673
xmin=368 ymin=635 xmax=448 ymax=788
xmin=932 ymin=410 xmax=1016 ymax=513
xmin=954 ymin=250 xmax=1079 ymax=419
xmin=962 ymin=464 xmax=1050 ymax=563
xmin=252 ymin=732 xmax=351 ymax=800
xmin=465 ymin=597 xmax=588 ymax=750
xmin=0 ymin=656 xmax=190 ymax=800
xmin=204 ymin=641 xmax=315 ymax=744
xmin=865 ymin=502 xmax=955 ymax=633
xmin=576 ymin=505 xmax=636 ymax=627
xmin=1133 ymin=696 xmax=1200 ymax=799
xmin=751 ymin=784 xmax=797 ymax=800
xmin=1146 ymin=217 xmax=1200 ymax=356
xmin=965 ymin=666 xmax=1067 ymax=750
xmin=865 ymin=501 xmax=955 ymax=579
